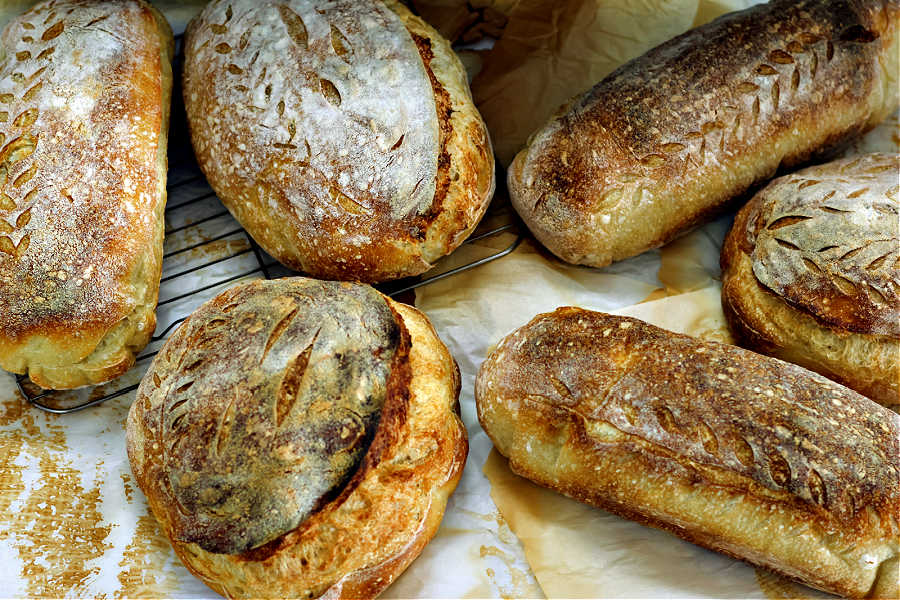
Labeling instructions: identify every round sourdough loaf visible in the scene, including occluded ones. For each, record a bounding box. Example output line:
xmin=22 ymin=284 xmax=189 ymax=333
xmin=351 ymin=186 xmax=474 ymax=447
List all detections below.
xmin=126 ymin=277 xmax=467 ymax=599
xmin=183 ymin=0 xmax=494 ymax=283
xmin=721 ymin=153 xmax=899 ymax=408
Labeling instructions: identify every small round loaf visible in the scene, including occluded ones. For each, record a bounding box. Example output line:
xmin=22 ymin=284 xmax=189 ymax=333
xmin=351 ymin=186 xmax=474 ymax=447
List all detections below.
xmin=126 ymin=277 xmax=467 ymax=598
xmin=721 ymin=153 xmax=899 ymax=408
xmin=183 ymin=0 xmax=494 ymax=283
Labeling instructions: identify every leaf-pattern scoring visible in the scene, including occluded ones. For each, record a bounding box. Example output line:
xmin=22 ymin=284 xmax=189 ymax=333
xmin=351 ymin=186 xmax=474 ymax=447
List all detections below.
xmin=750 ymin=153 xmax=899 ymax=336
xmin=189 ymin=0 xmax=440 ymax=232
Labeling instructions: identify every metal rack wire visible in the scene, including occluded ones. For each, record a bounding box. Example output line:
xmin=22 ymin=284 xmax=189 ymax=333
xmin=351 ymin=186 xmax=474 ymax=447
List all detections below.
xmin=14 ymin=164 xmax=522 ymax=414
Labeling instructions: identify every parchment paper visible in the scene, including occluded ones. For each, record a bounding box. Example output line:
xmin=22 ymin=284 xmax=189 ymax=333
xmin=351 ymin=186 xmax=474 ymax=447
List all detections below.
xmin=0 ymin=0 xmax=897 ymax=598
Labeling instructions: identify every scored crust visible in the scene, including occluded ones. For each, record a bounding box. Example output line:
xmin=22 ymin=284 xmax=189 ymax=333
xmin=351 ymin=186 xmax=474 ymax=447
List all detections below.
xmin=127 ymin=279 xmax=467 ymax=599
xmin=0 ymin=0 xmax=174 ymax=389
xmin=721 ymin=153 xmax=899 ymax=407
xmin=183 ymin=0 xmax=494 ymax=283
xmin=508 ymin=0 xmax=899 ymax=268
xmin=476 ymin=308 xmax=900 ymax=598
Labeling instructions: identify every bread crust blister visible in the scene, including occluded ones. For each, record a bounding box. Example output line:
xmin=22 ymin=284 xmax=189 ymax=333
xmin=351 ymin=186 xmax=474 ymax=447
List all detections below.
xmin=127 ymin=278 xmax=467 ymax=599
xmin=476 ymin=308 xmax=900 ymax=598
xmin=508 ymin=0 xmax=899 ymax=268
xmin=722 ymin=152 xmax=899 ymax=407
xmin=183 ymin=0 xmax=494 ymax=283
xmin=0 ymin=0 xmax=174 ymax=389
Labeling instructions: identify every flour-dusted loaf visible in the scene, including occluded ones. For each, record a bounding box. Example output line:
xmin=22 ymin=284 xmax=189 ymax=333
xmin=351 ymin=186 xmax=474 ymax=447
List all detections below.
xmin=183 ymin=0 xmax=494 ymax=283
xmin=476 ymin=308 xmax=900 ymax=598
xmin=722 ymin=153 xmax=899 ymax=408
xmin=508 ymin=0 xmax=899 ymax=268
xmin=0 ymin=0 xmax=174 ymax=389
xmin=127 ymin=278 xmax=467 ymax=599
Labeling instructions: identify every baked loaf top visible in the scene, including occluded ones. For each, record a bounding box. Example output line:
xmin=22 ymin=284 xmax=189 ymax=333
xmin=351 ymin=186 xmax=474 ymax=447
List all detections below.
xmin=478 ymin=308 xmax=899 ymax=533
xmin=0 ymin=0 xmax=172 ymax=380
xmin=734 ymin=152 xmax=899 ymax=337
xmin=183 ymin=0 xmax=494 ymax=282
xmin=128 ymin=279 xmax=404 ymax=554
xmin=128 ymin=278 xmax=468 ymax=598
xmin=508 ymin=0 xmax=898 ymax=267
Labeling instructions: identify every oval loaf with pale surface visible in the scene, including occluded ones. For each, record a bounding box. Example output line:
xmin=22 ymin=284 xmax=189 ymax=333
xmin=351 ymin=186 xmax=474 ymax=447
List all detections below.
xmin=722 ymin=152 xmax=899 ymax=407
xmin=183 ymin=0 xmax=494 ymax=283
xmin=508 ymin=0 xmax=899 ymax=267
xmin=127 ymin=277 xmax=467 ymax=599
xmin=476 ymin=308 xmax=899 ymax=598
xmin=0 ymin=0 xmax=174 ymax=389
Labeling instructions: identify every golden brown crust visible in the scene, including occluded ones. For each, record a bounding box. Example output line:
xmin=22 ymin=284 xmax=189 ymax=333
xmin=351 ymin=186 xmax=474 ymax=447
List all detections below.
xmin=721 ymin=153 xmax=899 ymax=407
xmin=0 ymin=0 xmax=174 ymax=389
xmin=508 ymin=0 xmax=899 ymax=267
xmin=127 ymin=278 xmax=467 ymax=599
xmin=183 ymin=0 xmax=494 ymax=284
xmin=476 ymin=308 xmax=900 ymax=598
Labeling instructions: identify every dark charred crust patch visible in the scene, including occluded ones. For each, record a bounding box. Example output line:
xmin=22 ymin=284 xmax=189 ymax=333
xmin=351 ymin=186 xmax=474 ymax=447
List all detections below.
xmin=241 ymin=301 xmax=414 ymax=563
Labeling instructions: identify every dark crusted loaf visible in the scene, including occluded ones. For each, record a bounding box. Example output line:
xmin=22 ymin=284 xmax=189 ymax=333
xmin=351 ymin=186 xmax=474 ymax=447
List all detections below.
xmin=127 ymin=278 xmax=467 ymax=599
xmin=476 ymin=308 xmax=899 ymax=598
xmin=508 ymin=0 xmax=899 ymax=267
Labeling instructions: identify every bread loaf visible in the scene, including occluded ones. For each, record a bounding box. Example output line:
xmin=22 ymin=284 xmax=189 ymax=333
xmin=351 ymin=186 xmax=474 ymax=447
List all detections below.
xmin=508 ymin=0 xmax=899 ymax=267
xmin=127 ymin=277 xmax=467 ymax=599
xmin=0 ymin=0 xmax=174 ymax=389
xmin=183 ymin=0 xmax=494 ymax=283
xmin=722 ymin=152 xmax=899 ymax=408
xmin=476 ymin=308 xmax=899 ymax=598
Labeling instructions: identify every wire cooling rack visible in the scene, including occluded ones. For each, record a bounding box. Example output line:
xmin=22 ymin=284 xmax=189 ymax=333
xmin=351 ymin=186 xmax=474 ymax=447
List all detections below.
xmin=15 ymin=167 xmax=522 ymax=414
xmin=13 ymin=35 xmax=523 ymax=414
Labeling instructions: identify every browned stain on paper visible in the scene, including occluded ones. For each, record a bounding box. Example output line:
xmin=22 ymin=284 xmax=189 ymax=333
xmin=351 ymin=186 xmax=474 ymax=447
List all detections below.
xmin=479 ymin=544 xmax=539 ymax=599
xmin=640 ymin=287 xmax=670 ymax=303
xmin=755 ymin=568 xmax=818 ymax=600
xmin=120 ymin=472 xmax=134 ymax=503
xmin=116 ymin=512 xmax=181 ymax=599
xmin=13 ymin=455 xmax=112 ymax=597
xmin=0 ymin=393 xmax=68 ymax=533
xmin=0 ymin=432 xmax=26 ymax=532
xmin=657 ymin=231 xmax=717 ymax=295
xmin=0 ymin=387 xmax=114 ymax=597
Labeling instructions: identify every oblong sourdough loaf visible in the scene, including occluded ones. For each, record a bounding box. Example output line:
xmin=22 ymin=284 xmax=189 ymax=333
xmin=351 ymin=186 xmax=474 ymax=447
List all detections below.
xmin=0 ymin=0 xmax=174 ymax=389
xmin=722 ymin=153 xmax=899 ymax=408
xmin=127 ymin=278 xmax=467 ymax=599
xmin=508 ymin=0 xmax=899 ymax=267
xmin=183 ymin=0 xmax=494 ymax=283
xmin=476 ymin=308 xmax=899 ymax=598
